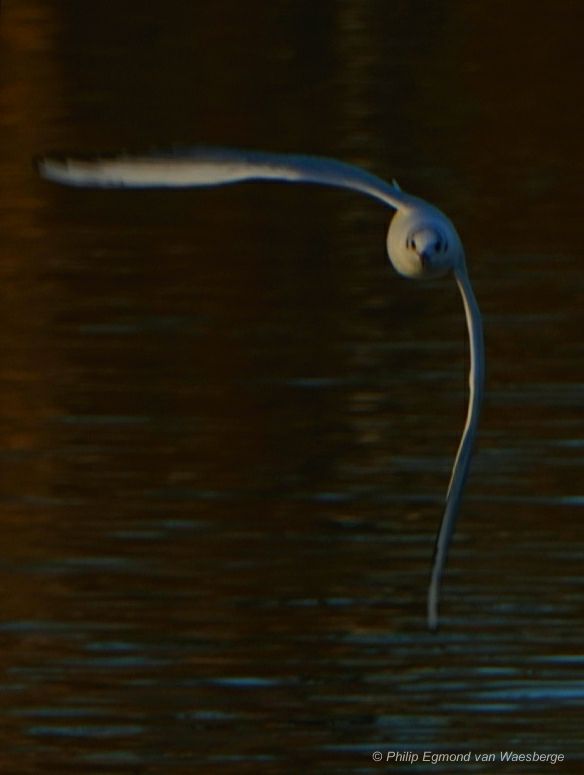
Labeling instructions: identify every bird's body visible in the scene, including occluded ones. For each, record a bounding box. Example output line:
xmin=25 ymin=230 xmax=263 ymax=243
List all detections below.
xmin=37 ymin=146 xmax=484 ymax=629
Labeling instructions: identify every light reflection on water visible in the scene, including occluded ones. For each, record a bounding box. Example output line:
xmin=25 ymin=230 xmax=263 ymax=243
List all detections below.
xmin=1 ymin=0 xmax=583 ymax=771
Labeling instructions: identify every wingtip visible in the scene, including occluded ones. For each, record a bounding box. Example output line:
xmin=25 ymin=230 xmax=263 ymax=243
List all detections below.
xmin=33 ymin=154 xmax=50 ymax=177
xmin=34 ymin=154 xmax=102 ymax=186
xmin=34 ymin=153 xmax=67 ymax=182
xmin=427 ymin=580 xmax=440 ymax=631
xmin=427 ymin=613 xmax=439 ymax=632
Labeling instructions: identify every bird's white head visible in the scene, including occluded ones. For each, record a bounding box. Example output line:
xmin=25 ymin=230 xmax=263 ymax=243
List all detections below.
xmin=35 ymin=145 xmax=484 ymax=629
xmin=386 ymin=203 xmax=464 ymax=280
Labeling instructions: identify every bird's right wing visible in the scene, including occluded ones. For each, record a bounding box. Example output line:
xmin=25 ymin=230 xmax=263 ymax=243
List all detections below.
xmin=37 ymin=146 xmax=413 ymax=211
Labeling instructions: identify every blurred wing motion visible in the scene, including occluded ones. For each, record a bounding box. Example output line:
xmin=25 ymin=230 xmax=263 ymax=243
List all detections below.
xmin=37 ymin=146 xmax=412 ymax=211
xmin=37 ymin=143 xmax=484 ymax=630
xmin=427 ymin=265 xmax=484 ymax=629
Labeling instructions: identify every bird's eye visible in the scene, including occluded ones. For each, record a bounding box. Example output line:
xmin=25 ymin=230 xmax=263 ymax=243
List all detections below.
xmin=435 ymin=239 xmax=442 ymax=252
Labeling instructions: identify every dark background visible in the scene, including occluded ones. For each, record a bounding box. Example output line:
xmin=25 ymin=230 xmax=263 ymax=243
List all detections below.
xmin=0 ymin=1 xmax=582 ymax=771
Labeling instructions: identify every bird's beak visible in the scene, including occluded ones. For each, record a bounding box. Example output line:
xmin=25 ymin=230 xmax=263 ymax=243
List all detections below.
xmin=419 ymin=250 xmax=430 ymax=267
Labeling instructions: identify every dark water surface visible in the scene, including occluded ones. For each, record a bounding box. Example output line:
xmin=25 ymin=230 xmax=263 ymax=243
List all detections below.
xmin=1 ymin=1 xmax=582 ymax=772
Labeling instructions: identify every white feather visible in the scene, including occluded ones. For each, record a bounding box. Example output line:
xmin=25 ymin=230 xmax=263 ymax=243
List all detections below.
xmin=37 ymin=144 xmax=484 ymax=629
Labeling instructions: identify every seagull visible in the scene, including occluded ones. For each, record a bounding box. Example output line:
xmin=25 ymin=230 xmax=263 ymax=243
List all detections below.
xmin=37 ymin=146 xmax=485 ymax=629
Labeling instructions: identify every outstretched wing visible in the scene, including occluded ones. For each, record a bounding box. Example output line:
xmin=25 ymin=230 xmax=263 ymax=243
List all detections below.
xmin=37 ymin=142 xmax=483 ymax=630
xmin=37 ymin=146 xmax=412 ymax=210
xmin=427 ymin=264 xmax=485 ymax=630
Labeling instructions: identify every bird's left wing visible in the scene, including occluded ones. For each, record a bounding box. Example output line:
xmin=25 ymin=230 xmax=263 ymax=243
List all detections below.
xmin=37 ymin=146 xmax=411 ymax=211
xmin=427 ymin=264 xmax=485 ymax=629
